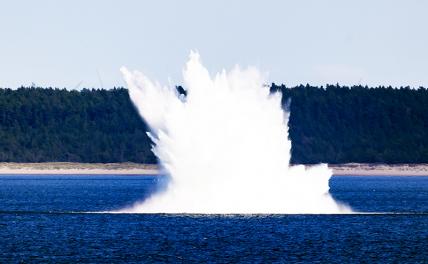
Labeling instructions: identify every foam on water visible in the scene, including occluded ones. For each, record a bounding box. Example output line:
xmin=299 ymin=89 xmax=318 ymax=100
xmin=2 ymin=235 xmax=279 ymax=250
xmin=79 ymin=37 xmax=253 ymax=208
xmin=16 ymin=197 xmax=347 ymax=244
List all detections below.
xmin=119 ymin=52 xmax=351 ymax=214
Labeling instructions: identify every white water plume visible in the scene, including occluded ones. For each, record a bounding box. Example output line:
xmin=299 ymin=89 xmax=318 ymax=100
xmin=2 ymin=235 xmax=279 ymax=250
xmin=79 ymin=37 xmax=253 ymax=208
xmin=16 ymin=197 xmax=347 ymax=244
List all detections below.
xmin=119 ymin=52 xmax=351 ymax=214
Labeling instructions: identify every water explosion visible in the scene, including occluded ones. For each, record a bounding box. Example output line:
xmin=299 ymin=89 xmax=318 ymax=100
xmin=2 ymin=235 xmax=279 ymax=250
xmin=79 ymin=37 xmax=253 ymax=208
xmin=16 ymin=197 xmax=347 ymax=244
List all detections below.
xmin=120 ymin=52 xmax=351 ymax=214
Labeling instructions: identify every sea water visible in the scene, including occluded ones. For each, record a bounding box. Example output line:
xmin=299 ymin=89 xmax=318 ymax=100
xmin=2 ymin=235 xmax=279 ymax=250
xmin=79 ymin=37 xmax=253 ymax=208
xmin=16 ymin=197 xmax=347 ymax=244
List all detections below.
xmin=0 ymin=175 xmax=427 ymax=263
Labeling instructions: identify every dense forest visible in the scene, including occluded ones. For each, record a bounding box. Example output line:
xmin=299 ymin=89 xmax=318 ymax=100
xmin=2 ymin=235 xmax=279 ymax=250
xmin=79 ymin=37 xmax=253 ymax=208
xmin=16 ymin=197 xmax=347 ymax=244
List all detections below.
xmin=272 ymin=84 xmax=428 ymax=164
xmin=0 ymin=87 xmax=155 ymax=163
xmin=0 ymin=85 xmax=427 ymax=164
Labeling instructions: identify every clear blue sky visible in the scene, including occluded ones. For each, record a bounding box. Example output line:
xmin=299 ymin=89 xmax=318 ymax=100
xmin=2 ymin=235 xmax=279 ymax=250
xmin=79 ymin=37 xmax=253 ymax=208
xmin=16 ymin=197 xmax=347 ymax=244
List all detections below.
xmin=0 ymin=0 xmax=427 ymax=89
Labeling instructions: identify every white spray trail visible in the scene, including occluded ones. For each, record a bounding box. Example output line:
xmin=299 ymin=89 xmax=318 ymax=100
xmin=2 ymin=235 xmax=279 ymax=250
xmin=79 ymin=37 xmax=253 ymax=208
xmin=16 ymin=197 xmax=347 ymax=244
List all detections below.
xmin=119 ymin=52 xmax=351 ymax=214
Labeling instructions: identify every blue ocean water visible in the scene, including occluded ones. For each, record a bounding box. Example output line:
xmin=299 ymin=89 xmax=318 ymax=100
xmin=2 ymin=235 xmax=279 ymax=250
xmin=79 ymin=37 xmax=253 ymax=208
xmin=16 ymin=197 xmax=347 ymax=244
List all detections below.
xmin=0 ymin=175 xmax=427 ymax=263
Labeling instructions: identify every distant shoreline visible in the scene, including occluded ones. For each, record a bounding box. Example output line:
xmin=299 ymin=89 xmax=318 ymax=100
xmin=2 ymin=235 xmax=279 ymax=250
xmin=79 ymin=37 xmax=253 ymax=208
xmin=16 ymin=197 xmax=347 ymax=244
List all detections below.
xmin=0 ymin=162 xmax=158 ymax=175
xmin=329 ymin=163 xmax=428 ymax=176
xmin=0 ymin=162 xmax=428 ymax=176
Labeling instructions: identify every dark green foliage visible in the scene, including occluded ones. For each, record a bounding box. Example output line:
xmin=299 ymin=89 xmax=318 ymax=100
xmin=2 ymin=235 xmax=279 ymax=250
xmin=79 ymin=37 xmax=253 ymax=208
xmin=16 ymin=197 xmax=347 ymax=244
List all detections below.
xmin=0 ymin=87 xmax=156 ymax=163
xmin=0 ymin=85 xmax=427 ymax=164
xmin=272 ymin=84 xmax=428 ymax=164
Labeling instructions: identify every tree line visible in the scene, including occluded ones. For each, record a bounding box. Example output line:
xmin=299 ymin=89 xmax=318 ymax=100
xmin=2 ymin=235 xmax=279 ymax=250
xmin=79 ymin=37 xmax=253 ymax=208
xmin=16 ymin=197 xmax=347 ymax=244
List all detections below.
xmin=0 ymin=85 xmax=427 ymax=164
xmin=0 ymin=87 xmax=155 ymax=163
xmin=272 ymin=84 xmax=428 ymax=164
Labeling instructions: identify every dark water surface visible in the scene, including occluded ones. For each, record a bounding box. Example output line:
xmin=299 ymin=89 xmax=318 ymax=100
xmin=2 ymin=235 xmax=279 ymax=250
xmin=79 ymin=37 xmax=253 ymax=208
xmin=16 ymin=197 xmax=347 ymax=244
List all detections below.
xmin=1 ymin=175 xmax=427 ymax=263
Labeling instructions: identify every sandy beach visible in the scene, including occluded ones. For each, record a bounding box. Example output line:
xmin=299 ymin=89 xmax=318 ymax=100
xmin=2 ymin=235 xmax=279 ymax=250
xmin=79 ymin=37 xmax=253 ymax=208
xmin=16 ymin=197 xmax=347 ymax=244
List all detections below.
xmin=329 ymin=163 xmax=428 ymax=176
xmin=0 ymin=162 xmax=158 ymax=175
xmin=0 ymin=162 xmax=428 ymax=176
